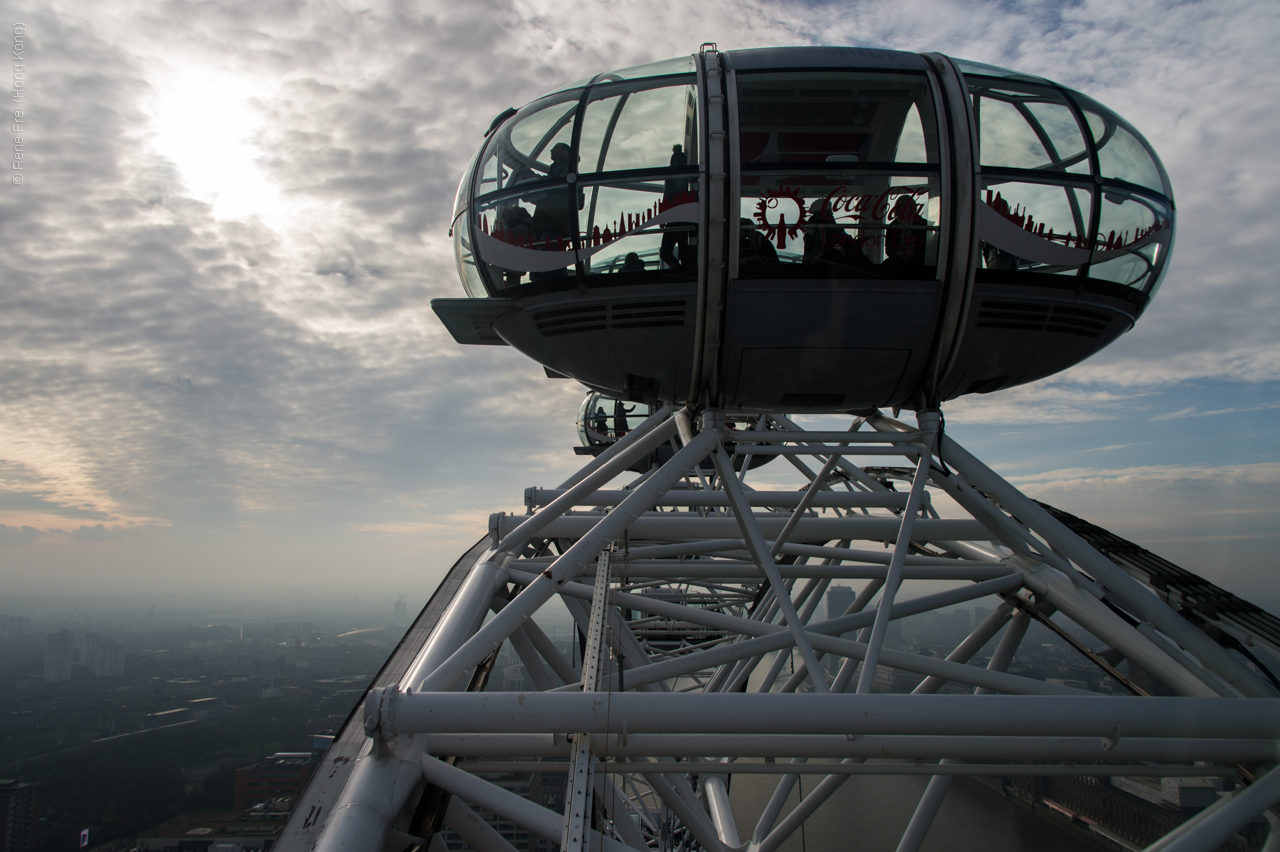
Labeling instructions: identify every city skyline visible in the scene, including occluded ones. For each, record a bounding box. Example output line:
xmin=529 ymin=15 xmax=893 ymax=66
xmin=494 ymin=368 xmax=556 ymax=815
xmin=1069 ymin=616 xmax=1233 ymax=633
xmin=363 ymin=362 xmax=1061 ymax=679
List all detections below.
xmin=1 ymin=0 xmax=1278 ymax=617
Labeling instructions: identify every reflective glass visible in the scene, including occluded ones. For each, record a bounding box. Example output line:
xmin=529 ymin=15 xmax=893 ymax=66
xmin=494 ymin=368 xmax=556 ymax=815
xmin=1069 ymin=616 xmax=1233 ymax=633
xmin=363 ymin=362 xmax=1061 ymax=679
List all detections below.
xmin=452 ymin=211 xmax=488 ymax=298
xmin=579 ymin=177 xmax=698 ymax=281
xmin=594 ymin=56 xmax=696 ymax=83
xmin=979 ymin=179 xmax=1094 ymax=275
xmin=971 ymin=80 xmax=1090 ymax=173
xmin=453 ymin=146 xmax=482 ymax=220
xmin=736 ymin=172 xmax=940 ymax=277
xmin=580 ymin=81 xmax=698 ymax=174
xmin=477 ymin=92 xmax=579 ymax=198
xmin=951 ymin=57 xmax=1048 ymax=84
xmin=737 ymin=71 xmax=939 ymax=165
xmin=1089 ymin=187 xmax=1173 ymax=290
xmin=473 ymin=187 xmax=579 ymax=291
xmin=1092 ymin=118 xmax=1165 ymax=195
xmin=1071 ymin=93 xmax=1168 ymax=196
xmin=579 ymin=392 xmax=654 ymax=446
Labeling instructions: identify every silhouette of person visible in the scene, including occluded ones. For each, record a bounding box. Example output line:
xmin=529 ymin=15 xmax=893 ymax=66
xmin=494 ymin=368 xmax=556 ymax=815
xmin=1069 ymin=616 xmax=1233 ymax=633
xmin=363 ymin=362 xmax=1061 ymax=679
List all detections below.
xmin=884 ymin=195 xmax=927 ymax=266
xmin=591 ymin=405 xmax=608 ymax=437
xmin=490 ymin=202 xmax=533 ymax=288
xmin=526 ymin=142 xmax=576 ymax=261
xmin=612 ymin=398 xmax=636 ymax=437
xmin=739 ymin=217 xmax=778 ymax=268
xmin=661 ymin=144 xmax=692 ymax=271
xmin=621 ymin=252 xmax=645 ymax=273
xmin=803 ymin=198 xmax=868 ymax=270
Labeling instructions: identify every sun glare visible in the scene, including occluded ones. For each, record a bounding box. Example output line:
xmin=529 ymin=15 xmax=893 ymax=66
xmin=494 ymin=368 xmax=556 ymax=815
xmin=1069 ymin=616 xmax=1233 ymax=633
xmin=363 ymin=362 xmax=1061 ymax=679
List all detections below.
xmin=149 ymin=70 xmax=287 ymax=228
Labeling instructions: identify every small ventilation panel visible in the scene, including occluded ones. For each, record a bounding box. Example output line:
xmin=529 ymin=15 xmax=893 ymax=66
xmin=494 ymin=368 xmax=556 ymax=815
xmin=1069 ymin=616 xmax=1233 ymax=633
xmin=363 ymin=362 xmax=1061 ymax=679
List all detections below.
xmin=533 ymin=305 xmax=607 ymax=336
xmin=535 ymin=300 xmax=686 ymax=337
xmin=976 ymin=300 xmax=1111 ymax=339
xmin=612 ymin=300 xmax=685 ymax=330
xmin=1046 ymin=305 xmax=1113 ymax=338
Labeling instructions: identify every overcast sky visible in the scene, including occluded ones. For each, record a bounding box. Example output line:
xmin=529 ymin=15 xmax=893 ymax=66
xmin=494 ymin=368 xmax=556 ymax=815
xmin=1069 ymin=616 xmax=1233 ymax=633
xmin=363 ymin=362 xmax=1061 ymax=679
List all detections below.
xmin=1 ymin=0 xmax=1278 ymax=615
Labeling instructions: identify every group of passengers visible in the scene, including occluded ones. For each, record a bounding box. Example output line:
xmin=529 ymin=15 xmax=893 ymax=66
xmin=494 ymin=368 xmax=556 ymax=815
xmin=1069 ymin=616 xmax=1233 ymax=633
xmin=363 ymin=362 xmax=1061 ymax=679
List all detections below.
xmin=487 ymin=141 xmax=929 ymax=289
xmin=588 ymin=399 xmax=637 ymax=440
xmin=792 ymin=194 xmax=928 ymax=270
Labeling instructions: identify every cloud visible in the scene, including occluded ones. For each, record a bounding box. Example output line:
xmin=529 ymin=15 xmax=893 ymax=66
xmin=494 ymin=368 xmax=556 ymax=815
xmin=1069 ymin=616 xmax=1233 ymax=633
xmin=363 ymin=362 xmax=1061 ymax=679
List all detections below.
xmin=1151 ymin=401 xmax=1280 ymax=421
xmin=1006 ymin=461 xmax=1280 ymax=613
xmin=2 ymin=0 xmax=1278 ymax=599
xmin=942 ymin=380 xmax=1134 ymax=425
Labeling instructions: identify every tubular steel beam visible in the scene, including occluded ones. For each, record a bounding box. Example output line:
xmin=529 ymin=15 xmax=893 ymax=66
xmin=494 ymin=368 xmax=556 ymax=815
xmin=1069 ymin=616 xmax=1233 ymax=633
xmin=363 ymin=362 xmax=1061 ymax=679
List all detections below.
xmin=301 ymin=407 xmax=1280 ymax=852
xmin=421 ymin=733 xmax=1280 ymax=763
xmin=378 ymin=692 xmax=1280 ymax=739
xmin=936 ymin=428 xmax=1278 ymax=699
xmin=527 ymin=488 xmax=911 ymax=509
xmin=492 ymin=514 xmax=991 ymax=542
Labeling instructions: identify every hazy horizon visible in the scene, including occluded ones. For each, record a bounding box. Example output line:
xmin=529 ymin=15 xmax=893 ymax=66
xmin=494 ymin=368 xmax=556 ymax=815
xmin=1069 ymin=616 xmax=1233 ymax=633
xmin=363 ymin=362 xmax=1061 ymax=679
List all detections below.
xmin=2 ymin=1 xmax=1278 ymax=617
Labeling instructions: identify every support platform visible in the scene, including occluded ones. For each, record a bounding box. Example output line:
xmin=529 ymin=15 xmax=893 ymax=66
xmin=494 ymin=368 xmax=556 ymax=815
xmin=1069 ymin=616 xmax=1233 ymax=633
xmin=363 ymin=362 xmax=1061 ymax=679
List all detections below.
xmin=280 ymin=406 xmax=1280 ymax=852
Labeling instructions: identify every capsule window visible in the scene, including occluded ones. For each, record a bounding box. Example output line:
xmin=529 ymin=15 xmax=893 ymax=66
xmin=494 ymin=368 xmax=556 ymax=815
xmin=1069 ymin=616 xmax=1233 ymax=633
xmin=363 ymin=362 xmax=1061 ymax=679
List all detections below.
xmin=971 ymin=81 xmax=1090 ymax=174
xmin=1089 ymin=188 xmax=1173 ymax=291
xmin=452 ymin=210 xmax=488 ymax=299
xmin=1090 ymin=116 xmax=1166 ymax=196
xmin=736 ymin=173 xmax=940 ymax=277
xmin=472 ymin=188 xmax=579 ymax=291
xmin=578 ymin=178 xmax=698 ymax=280
xmin=736 ymin=71 xmax=940 ymax=166
xmin=477 ymin=93 xmax=580 ymax=198
xmin=579 ymin=81 xmax=698 ymax=175
xmin=979 ymin=179 xmax=1094 ymax=275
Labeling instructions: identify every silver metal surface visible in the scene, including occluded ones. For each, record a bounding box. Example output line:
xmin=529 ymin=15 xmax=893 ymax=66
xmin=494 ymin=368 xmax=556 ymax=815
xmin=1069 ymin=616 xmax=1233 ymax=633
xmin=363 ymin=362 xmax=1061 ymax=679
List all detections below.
xmin=288 ymin=407 xmax=1280 ymax=852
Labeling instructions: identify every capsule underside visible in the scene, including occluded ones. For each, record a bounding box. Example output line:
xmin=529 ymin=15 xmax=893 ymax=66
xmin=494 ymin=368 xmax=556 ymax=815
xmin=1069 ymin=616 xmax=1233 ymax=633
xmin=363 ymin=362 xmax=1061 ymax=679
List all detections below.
xmin=434 ymin=47 xmax=1174 ymax=412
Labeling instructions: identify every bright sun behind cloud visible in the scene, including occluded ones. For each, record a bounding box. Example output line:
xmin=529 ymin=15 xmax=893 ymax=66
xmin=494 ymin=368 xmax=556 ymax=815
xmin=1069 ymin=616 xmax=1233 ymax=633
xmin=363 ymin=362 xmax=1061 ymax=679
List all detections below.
xmin=149 ymin=69 xmax=288 ymax=228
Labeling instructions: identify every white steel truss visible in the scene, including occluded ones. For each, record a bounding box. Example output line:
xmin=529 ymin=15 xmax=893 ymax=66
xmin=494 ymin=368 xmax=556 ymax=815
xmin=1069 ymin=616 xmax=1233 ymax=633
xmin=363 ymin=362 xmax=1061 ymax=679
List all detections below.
xmin=294 ymin=405 xmax=1280 ymax=852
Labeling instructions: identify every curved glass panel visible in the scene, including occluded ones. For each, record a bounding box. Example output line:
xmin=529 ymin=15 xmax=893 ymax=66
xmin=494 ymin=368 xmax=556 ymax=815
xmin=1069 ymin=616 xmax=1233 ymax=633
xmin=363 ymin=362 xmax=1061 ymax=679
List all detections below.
xmin=737 ymin=71 xmax=940 ymax=165
xmin=1070 ymin=93 xmax=1169 ymax=196
xmin=594 ymin=56 xmax=696 ymax=83
xmin=579 ymin=175 xmax=699 ymax=281
xmin=473 ymin=185 xmax=580 ymax=291
xmin=579 ymin=79 xmax=698 ymax=174
xmin=735 ymin=70 xmax=941 ymax=280
xmin=1090 ymin=187 xmax=1173 ymax=290
xmin=737 ymin=173 xmax=941 ymax=277
xmin=578 ymin=392 xmax=654 ymax=446
xmin=979 ymin=178 xmax=1094 ymax=275
xmin=951 ymin=57 xmax=1049 ymax=84
xmin=476 ymin=92 xmax=580 ymax=199
xmin=969 ymin=79 xmax=1090 ymax=174
xmin=452 ymin=146 xmax=483 ymax=221
xmin=452 ymin=210 xmax=488 ymax=298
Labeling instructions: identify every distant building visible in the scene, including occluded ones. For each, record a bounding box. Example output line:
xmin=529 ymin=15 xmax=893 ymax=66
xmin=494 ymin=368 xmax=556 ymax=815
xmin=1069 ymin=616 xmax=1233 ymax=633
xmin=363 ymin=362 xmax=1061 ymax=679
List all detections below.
xmin=973 ymin=605 xmax=990 ymax=626
xmin=93 ymin=639 xmax=125 ymax=677
xmin=936 ymin=608 xmax=971 ymax=635
xmin=272 ymin=622 xmax=314 ymax=639
xmin=233 ymin=754 xmax=314 ymax=812
xmin=0 ymin=780 xmax=38 ymax=852
xmin=81 ymin=633 xmax=124 ymax=678
xmin=826 ymin=585 xmax=855 ymax=623
xmin=310 ymin=735 xmax=334 ymax=760
xmin=0 ymin=614 xmax=31 ymax=636
xmin=137 ymin=810 xmax=287 ymax=852
xmin=392 ymin=596 xmax=408 ymax=623
xmin=42 ymin=630 xmax=74 ymax=682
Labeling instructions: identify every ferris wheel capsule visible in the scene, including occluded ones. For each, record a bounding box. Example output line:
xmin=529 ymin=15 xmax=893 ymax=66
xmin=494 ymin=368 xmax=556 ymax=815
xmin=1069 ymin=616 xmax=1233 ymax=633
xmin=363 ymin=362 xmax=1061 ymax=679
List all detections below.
xmin=434 ymin=47 xmax=1174 ymax=413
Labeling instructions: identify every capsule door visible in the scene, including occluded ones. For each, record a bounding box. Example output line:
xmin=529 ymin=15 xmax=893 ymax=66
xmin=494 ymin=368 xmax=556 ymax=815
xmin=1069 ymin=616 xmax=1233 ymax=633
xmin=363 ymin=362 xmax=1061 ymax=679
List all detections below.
xmin=715 ymin=57 xmax=950 ymax=413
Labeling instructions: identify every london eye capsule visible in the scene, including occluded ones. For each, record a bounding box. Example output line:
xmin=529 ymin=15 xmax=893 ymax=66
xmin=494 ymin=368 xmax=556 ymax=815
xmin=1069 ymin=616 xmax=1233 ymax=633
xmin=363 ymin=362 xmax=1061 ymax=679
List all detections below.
xmin=433 ymin=47 xmax=1174 ymax=412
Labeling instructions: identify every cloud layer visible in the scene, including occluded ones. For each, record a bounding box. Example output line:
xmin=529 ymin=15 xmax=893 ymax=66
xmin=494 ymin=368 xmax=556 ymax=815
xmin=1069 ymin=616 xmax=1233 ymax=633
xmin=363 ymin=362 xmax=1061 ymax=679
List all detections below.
xmin=1 ymin=0 xmax=1277 ymax=599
